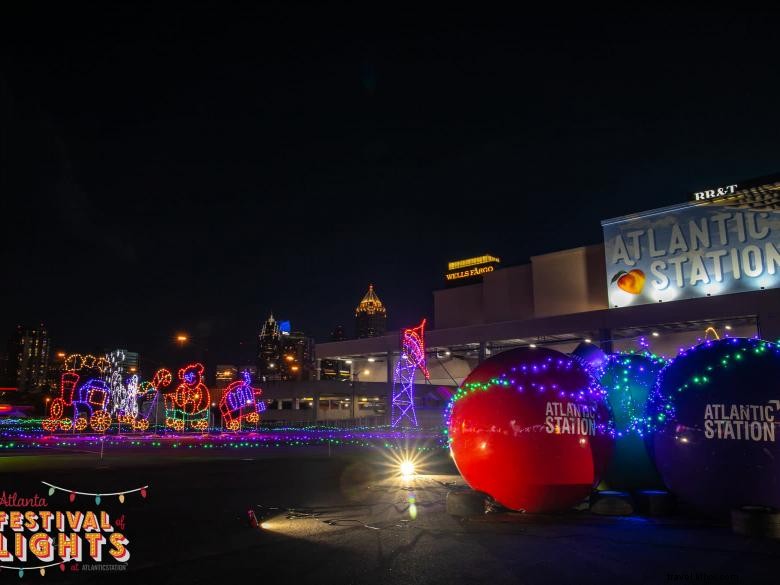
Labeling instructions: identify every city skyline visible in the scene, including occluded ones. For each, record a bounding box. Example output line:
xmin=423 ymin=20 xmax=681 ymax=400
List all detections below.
xmin=0 ymin=280 xmax=390 ymax=379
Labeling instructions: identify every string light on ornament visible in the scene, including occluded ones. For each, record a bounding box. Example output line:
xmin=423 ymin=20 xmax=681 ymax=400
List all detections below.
xmin=647 ymin=336 xmax=780 ymax=434
xmin=443 ymin=353 xmax=615 ymax=444
xmin=42 ymin=481 xmax=149 ymax=504
xmin=391 ymin=319 xmax=429 ymax=428
xmin=446 ymin=347 xmax=614 ymax=512
xmin=646 ymin=337 xmax=780 ymax=514
xmin=596 ymin=351 xmax=668 ymax=437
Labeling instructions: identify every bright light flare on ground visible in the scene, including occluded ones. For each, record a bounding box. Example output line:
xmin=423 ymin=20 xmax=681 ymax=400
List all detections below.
xmin=380 ymin=442 xmax=431 ymax=483
xmin=400 ymin=460 xmax=416 ymax=478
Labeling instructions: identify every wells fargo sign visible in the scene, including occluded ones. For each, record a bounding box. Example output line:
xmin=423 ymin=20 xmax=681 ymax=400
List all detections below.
xmin=445 ymin=255 xmax=500 ymax=284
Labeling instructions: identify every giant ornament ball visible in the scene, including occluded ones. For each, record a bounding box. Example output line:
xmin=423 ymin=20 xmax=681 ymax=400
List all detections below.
xmin=598 ymin=352 xmax=666 ymax=490
xmin=647 ymin=337 xmax=780 ymax=514
xmin=447 ymin=347 xmax=615 ymax=512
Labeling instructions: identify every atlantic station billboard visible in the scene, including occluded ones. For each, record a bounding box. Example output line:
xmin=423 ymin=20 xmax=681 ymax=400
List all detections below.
xmin=602 ymin=176 xmax=780 ymax=308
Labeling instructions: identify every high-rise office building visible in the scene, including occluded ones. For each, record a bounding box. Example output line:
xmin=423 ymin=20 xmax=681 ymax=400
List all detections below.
xmin=323 ymin=326 xmax=349 ymax=380
xmin=355 ymin=284 xmax=387 ymax=338
xmin=47 ymin=350 xmax=68 ymax=393
xmin=257 ymin=313 xmax=316 ymax=381
xmin=257 ymin=313 xmax=282 ymax=380
xmin=111 ymin=349 xmax=140 ymax=374
xmin=281 ymin=331 xmax=316 ymax=381
xmin=9 ymin=324 xmax=51 ymax=393
xmin=319 ymin=359 xmax=351 ymax=381
xmin=215 ymin=365 xmax=239 ymax=389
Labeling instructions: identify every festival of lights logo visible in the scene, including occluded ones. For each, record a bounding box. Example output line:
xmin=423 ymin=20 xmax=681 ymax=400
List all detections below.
xmin=0 ymin=482 xmax=147 ymax=577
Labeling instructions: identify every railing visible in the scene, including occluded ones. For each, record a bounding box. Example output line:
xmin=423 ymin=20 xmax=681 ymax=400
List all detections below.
xmin=258 ymin=414 xmax=392 ymax=429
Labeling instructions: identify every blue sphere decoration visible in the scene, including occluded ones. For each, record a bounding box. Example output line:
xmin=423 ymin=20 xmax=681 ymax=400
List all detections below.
xmin=572 ymin=342 xmax=607 ymax=371
xmin=599 ymin=352 xmax=666 ymax=489
xmin=647 ymin=337 xmax=780 ymax=515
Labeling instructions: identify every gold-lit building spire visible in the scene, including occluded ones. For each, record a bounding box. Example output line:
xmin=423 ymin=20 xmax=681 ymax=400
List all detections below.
xmin=355 ymin=284 xmax=387 ymax=338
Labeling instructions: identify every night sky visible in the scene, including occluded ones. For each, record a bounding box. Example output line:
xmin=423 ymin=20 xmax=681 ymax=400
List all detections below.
xmin=2 ymin=6 xmax=779 ymax=366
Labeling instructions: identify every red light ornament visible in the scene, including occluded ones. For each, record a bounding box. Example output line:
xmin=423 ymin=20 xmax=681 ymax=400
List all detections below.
xmin=447 ymin=347 xmax=615 ymax=512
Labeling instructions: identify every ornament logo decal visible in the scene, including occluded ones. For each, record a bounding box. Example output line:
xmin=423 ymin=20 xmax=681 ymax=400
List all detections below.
xmin=703 ymin=400 xmax=778 ymax=442
xmin=544 ymin=401 xmax=598 ymax=436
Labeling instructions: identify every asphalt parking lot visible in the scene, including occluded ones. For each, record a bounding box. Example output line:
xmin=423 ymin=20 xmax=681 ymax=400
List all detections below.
xmin=2 ymin=446 xmax=779 ymax=585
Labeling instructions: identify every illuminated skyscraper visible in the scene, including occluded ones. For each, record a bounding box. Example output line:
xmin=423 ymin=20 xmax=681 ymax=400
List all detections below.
xmin=256 ymin=313 xmax=316 ymax=381
xmin=355 ymin=284 xmax=387 ymax=338
xmin=9 ymin=324 xmax=51 ymax=393
xmin=215 ymin=365 xmax=239 ymax=389
xmin=257 ymin=313 xmax=282 ymax=380
xmin=111 ymin=349 xmax=140 ymax=374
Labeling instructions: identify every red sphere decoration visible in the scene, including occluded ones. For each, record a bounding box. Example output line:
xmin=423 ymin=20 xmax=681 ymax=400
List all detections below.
xmin=447 ymin=347 xmax=615 ymax=512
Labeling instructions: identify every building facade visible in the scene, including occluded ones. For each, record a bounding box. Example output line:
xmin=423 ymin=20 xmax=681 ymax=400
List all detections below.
xmin=281 ymin=331 xmax=316 ymax=381
xmin=215 ymin=365 xmax=239 ymax=389
xmin=257 ymin=313 xmax=282 ymax=380
xmin=46 ymin=350 xmax=68 ymax=393
xmin=233 ymin=172 xmax=780 ymax=424
xmin=317 ymin=173 xmax=780 ymax=387
xmin=9 ymin=324 xmax=51 ymax=393
xmin=257 ymin=313 xmax=316 ymax=381
xmin=111 ymin=349 xmax=140 ymax=374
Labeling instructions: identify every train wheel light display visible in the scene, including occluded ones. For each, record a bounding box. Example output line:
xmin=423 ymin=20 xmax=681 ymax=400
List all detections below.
xmin=133 ymin=418 xmax=150 ymax=431
xmin=647 ymin=337 xmax=780 ymax=514
xmin=446 ymin=347 xmax=615 ymax=512
xmin=74 ymin=416 xmax=88 ymax=431
xmin=90 ymin=410 xmax=112 ymax=433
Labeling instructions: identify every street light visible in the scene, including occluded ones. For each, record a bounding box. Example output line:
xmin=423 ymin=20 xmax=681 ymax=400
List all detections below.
xmin=176 ymin=334 xmax=189 ymax=343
